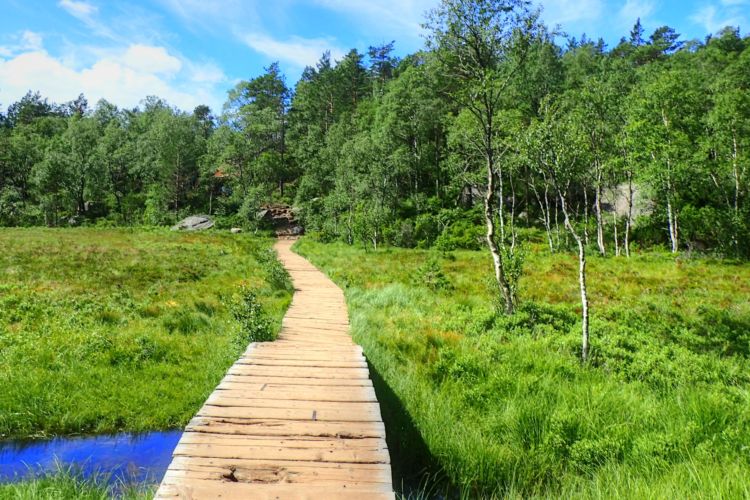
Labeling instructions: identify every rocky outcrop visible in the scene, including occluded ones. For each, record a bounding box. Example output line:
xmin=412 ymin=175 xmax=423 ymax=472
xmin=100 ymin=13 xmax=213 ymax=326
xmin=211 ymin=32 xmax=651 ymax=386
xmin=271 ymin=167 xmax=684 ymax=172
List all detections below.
xmin=258 ymin=204 xmax=303 ymax=237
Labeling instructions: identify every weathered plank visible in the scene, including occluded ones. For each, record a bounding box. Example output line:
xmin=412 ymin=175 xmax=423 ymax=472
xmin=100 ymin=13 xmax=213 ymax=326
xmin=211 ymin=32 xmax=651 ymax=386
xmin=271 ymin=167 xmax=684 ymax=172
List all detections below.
xmin=185 ymin=417 xmax=386 ymax=439
xmin=155 ymin=239 xmax=392 ymax=498
xmin=157 ymin=481 xmax=395 ymax=500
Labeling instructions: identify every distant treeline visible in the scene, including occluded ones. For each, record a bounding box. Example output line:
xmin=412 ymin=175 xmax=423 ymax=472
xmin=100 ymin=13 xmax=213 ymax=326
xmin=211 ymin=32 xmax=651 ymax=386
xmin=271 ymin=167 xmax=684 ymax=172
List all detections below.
xmin=0 ymin=2 xmax=748 ymax=259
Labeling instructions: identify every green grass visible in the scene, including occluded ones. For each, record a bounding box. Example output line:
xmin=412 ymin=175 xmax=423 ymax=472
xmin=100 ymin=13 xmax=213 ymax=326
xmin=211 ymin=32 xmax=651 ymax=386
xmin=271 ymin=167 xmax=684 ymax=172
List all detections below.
xmin=295 ymin=238 xmax=750 ymax=498
xmin=0 ymin=227 xmax=291 ymax=440
xmin=0 ymin=465 xmax=153 ymax=499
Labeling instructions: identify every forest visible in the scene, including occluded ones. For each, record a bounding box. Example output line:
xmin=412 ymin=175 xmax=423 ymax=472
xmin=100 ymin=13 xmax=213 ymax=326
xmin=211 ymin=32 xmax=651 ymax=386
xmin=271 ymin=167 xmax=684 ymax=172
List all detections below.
xmin=1 ymin=3 xmax=748 ymax=261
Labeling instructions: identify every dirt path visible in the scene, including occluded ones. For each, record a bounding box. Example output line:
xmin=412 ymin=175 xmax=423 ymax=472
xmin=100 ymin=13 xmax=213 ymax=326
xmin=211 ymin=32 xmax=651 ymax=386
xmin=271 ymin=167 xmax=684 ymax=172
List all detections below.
xmin=155 ymin=238 xmax=393 ymax=499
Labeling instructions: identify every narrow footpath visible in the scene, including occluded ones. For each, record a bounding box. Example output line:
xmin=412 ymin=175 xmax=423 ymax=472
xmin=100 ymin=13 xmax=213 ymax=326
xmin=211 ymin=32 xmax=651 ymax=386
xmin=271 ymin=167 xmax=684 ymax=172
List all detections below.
xmin=155 ymin=238 xmax=394 ymax=499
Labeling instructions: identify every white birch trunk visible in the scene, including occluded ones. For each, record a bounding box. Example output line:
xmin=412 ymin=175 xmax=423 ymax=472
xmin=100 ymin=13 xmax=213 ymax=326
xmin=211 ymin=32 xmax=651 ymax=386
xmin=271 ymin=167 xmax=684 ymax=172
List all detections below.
xmin=595 ymin=167 xmax=606 ymax=256
xmin=485 ymin=157 xmax=514 ymax=314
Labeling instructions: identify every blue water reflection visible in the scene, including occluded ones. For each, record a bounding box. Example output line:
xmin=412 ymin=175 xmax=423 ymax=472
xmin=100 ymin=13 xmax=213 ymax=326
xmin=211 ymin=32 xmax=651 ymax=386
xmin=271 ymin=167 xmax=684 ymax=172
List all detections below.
xmin=0 ymin=431 xmax=181 ymax=485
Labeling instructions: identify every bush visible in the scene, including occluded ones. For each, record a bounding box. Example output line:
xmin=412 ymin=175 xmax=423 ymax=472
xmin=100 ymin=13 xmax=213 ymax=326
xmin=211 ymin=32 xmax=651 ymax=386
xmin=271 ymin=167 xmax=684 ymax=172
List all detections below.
xmin=254 ymin=248 xmax=293 ymax=292
xmin=413 ymin=256 xmax=453 ymax=291
xmin=230 ymin=285 xmax=273 ymax=343
xmin=435 ymin=217 xmax=484 ymax=251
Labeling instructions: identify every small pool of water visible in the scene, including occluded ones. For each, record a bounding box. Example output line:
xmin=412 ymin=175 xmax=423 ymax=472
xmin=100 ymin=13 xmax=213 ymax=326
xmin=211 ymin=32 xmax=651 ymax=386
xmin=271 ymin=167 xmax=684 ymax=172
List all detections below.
xmin=0 ymin=431 xmax=181 ymax=485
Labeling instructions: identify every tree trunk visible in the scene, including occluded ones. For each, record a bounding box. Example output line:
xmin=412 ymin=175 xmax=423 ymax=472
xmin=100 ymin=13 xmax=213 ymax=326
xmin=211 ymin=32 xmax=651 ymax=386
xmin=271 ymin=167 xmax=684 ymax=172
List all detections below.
xmin=530 ymin=179 xmax=553 ymax=252
xmin=732 ymin=130 xmax=740 ymax=214
xmin=666 ymin=195 xmax=678 ymax=253
xmin=595 ymin=167 xmax=606 ymax=256
xmin=484 ymin=157 xmax=514 ymax=314
xmin=583 ymin=182 xmax=590 ymax=246
xmin=558 ymin=191 xmax=590 ymax=362
xmin=625 ymin=172 xmax=634 ymax=258
xmin=731 ymin=129 xmax=741 ymax=254
xmin=498 ymin=163 xmax=505 ymax=247
xmin=613 ymin=210 xmax=619 ymax=257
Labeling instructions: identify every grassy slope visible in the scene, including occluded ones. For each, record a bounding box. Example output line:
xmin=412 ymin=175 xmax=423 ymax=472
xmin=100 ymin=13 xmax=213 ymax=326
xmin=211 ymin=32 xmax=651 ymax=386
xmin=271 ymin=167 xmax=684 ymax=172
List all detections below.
xmin=295 ymin=239 xmax=750 ymax=498
xmin=0 ymin=228 xmax=291 ymax=439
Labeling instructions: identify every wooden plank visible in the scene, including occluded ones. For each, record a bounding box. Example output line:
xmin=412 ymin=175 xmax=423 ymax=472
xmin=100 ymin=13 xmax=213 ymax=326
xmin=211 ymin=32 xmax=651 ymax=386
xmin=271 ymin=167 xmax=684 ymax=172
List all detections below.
xmin=177 ymin=433 xmax=386 ymax=451
xmin=205 ymin=396 xmax=382 ymax=413
xmin=245 ymin=353 xmax=364 ymax=362
xmin=156 ymin=481 xmax=395 ymax=500
xmin=172 ymin=443 xmax=390 ymax=464
xmin=197 ymin=404 xmax=383 ymax=423
xmin=234 ymin=359 xmax=368 ymax=369
xmin=160 ymin=469 xmax=393 ymax=490
xmin=185 ymin=417 xmax=386 ymax=438
xmin=227 ymin=366 xmax=371 ymax=379
xmin=219 ymin=376 xmax=372 ymax=387
xmin=167 ymin=456 xmax=391 ymax=474
xmin=212 ymin=388 xmax=378 ymax=402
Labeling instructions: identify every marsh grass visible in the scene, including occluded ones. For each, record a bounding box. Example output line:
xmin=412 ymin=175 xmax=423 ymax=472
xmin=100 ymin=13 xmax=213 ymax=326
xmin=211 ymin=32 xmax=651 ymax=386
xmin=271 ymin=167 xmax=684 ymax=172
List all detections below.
xmin=0 ymin=228 xmax=291 ymax=440
xmin=295 ymin=238 xmax=750 ymax=498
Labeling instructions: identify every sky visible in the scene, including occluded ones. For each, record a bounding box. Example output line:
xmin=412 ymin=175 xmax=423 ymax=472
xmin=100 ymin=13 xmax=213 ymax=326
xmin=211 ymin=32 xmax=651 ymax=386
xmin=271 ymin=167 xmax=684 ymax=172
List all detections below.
xmin=0 ymin=0 xmax=747 ymax=113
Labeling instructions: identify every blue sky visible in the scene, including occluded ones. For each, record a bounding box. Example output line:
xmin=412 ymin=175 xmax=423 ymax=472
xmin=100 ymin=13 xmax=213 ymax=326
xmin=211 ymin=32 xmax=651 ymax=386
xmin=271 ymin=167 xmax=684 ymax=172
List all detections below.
xmin=0 ymin=0 xmax=747 ymax=112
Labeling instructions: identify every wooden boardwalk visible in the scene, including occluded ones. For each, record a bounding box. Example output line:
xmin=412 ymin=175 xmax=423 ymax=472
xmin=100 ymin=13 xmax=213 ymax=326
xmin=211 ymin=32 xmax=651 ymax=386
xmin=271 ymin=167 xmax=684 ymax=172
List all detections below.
xmin=155 ymin=239 xmax=394 ymax=499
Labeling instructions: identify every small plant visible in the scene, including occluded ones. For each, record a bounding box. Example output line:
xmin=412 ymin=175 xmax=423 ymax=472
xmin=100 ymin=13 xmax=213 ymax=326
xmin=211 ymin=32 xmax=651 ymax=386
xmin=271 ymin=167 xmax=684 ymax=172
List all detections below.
xmin=255 ymin=248 xmax=293 ymax=292
xmin=230 ymin=284 xmax=273 ymax=343
xmin=413 ymin=256 xmax=453 ymax=291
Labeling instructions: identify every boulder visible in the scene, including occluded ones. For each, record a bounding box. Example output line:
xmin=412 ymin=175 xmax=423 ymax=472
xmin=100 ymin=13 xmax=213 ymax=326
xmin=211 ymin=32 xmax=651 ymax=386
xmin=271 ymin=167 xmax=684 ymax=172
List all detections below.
xmin=172 ymin=215 xmax=215 ymax=231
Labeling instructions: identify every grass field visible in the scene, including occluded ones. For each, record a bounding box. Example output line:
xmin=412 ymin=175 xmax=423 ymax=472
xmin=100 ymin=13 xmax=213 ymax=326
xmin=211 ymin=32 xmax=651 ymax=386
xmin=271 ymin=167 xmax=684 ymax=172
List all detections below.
xmin=295 ymin=238 xmax=750 ymax=498
xmin=0 ymin=228 xmax=291 ymax=440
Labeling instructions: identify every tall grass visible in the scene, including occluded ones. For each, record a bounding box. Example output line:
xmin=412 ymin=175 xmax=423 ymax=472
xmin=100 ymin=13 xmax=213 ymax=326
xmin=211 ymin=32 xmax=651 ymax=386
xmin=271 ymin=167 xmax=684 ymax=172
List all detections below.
xmin=295 ymin=238 xmax=750 ymax=498
xmin=0 ymin=463 xmax=153 ymax=499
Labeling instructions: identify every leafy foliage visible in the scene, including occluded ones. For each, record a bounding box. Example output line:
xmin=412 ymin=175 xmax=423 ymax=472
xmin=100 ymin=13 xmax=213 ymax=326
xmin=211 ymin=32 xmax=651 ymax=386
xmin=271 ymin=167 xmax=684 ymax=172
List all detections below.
xmin=229 ymin=284 xmax=274 ymax=344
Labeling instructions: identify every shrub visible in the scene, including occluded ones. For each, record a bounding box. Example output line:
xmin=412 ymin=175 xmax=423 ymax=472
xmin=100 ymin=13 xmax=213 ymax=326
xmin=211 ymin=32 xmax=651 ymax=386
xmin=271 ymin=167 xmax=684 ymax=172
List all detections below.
xmin=254 ymin=248 xmax=293 ymax=292
xmin=230 ymin=285 xmax=273 ymax=343
xmin=413 ymin=256 xmax=453 ymax=291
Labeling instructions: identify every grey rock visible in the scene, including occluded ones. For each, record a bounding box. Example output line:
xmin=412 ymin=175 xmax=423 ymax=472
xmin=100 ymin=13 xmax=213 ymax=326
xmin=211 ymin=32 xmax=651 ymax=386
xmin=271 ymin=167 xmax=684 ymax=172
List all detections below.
xmin=230 ymin=227 xmax=243 ymax=234
xmin=172 ymin=215 xmax=215 ymax=231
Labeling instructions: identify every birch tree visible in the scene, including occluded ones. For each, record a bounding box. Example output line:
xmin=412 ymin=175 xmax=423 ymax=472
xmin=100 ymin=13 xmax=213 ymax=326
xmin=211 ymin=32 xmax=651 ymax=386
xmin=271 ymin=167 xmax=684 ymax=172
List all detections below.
xmin=527 ymin=99 xmax=591 ymax=361
xmin=626 ymin=60 xmax=702 ymax=253
xmin=425 ymin=0 xmax=540 ymax=314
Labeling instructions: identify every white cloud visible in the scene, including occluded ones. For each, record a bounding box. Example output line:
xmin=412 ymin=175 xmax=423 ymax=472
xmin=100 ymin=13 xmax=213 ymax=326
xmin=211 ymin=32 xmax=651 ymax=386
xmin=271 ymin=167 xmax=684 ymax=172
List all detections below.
xmin=185 ymin=60 xmax=226 ymax=84
xmin=618 ymin=0 xmax=656 ymax=25
xmin=539 ymin=0 xmax=605 ymax=27
xmin=0 ymin=42 xmax=227 ymax=112
xmin=21 ymin=31 xmax=44 ymax=52
xmin=121 ymin=45 xmax=182 ymax=75
xmin=0 ymin=30 xmax=45 ymax=58
xmin=156 ymin=0 xmax=258 ymax=34
xmin=241 ymin=33 xmax=346 ymax=68
xmin=58 ymin=0 xmax=97 ymax=18
xmin=691 ymin=3 xmax=747 ymax=33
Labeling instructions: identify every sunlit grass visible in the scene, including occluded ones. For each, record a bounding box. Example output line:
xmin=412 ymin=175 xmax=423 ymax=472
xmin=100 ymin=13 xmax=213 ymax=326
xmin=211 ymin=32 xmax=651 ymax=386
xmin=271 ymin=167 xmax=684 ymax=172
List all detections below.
xmin=0 ymin=227 xmax=291 ymax=440
xmin=296 ymin=237 xmax=750 ymax=498
xmin=0 ymin=463 xmax=154 ymax=499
